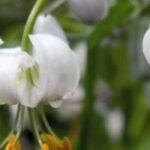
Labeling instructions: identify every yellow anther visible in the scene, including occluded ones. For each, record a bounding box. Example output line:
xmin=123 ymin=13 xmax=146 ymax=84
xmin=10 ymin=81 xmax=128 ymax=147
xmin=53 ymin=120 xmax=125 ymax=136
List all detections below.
xmin=41 ymin=144 xmax=49 ymax=150
xmin=5 ymin=134 xmax=22 ymax=150
xmin=63 ymin=137 xmax=72 ymax=150
xmin=41 ymin=134 xmax=63 ymax=150
xmin=5 ymin=143 xmax=12 ymax=150
xmin=40 ymin=134 xmax=72 ymax=150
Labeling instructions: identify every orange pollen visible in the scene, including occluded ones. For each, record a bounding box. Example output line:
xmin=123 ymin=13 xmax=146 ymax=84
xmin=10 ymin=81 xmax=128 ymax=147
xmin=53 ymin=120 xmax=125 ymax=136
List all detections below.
xmin=41 ymin=144 xmax=49 ymax=150
xmin=63 ymin=137 xmax=72 ymax=150
xmin=5 ymin=134 xmax=21 ymax=150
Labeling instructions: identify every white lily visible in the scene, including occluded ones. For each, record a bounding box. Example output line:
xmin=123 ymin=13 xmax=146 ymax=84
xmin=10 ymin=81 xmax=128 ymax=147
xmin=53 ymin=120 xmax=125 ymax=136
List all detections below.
xmin=143 ymin=28 xmax=150 ymax=65
xmin=18 ymin=34 xmax=80 ymax=108
xmin=0 ymin=15 xmax=80 ymax=108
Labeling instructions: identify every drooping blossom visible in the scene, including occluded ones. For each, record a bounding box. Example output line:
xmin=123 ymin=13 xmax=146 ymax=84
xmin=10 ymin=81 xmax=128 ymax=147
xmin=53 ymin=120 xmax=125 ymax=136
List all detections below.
xmin=0 ymin=14 xmax=80 ymax=108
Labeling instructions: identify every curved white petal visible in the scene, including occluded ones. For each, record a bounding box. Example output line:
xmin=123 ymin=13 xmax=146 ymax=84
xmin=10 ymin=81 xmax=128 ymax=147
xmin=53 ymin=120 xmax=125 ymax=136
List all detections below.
xmin=34 ymin=14 xmax=67 ymax=42
xmin=0 ymin=47 xmax=34 ymax=105
xmin=74 ymin=42 xmax=87 ymax=77
xmin=18 ymin=34 xmax=80 ymax=108
xmin=49 ymin=99 xmax=63 ymax=108
xmin=143 ymin=28 xmax=150 ymax=65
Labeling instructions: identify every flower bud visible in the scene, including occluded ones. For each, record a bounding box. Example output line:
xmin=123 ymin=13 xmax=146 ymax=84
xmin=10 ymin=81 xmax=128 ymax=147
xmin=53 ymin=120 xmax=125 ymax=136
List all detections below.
xmin=69 ymin=0 xmax=108 ymax=24
xmin=143 ymin=28 xmax=150 ymax=65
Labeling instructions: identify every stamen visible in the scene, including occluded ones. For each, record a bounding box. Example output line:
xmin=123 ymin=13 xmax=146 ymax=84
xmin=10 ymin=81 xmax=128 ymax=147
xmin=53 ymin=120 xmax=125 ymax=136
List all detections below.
xmin=39 ymin=108 xmax=55 ymax=135
xmin=63 ymin=137 xmax=72 ymax=150
xmin=5 ymin=134 xmax=22 ymax=150
xmin=28 ymin=108 xmax=42 ymax=146
xmin=40 ymin=134 xmax=72 ymax=150
xmin=13 ymin=106 xmax=25 ymax=145
xmin=0 ymin=105 xmax=23 ymax=149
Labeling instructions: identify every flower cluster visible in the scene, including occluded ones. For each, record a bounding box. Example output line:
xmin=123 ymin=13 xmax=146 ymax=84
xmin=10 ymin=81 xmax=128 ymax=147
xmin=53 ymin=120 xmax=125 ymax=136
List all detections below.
xmin=0 ymin=13 xmax=79 ymax=150
xmin=0 ymin=0 xmax=109 ymax=149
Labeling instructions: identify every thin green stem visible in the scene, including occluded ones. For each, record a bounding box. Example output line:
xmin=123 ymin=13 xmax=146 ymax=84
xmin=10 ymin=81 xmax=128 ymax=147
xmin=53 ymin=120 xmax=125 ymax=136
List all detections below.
xmin=15 ymin=104 xmax=21 ymax=124
xmin=0 ymin=131 xmax=13 ymax=148
xmin=21 ymin=0 xmax=46 ymax=52
xmin=13 ymin=106 xmax=25 ymax=145
xmin=28 ymin=108 xmax=42 ymax=146
xmin=39 ymin=108 xmax=55 ymax=136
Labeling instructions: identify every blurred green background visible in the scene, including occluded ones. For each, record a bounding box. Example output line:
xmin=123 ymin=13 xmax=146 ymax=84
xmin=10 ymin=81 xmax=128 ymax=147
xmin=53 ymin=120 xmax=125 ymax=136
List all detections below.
xmin=1 ymin=0 xmax=150 ymax=150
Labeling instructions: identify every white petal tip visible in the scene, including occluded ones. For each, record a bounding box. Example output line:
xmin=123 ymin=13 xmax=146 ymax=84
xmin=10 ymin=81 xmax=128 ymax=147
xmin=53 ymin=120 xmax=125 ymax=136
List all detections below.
xmin=49 ymin=99 xmax=63 ymax=108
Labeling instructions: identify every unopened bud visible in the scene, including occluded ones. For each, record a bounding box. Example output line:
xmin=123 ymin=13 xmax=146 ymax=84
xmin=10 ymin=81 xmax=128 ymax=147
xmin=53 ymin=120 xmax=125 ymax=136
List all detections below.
xmin=69 ymin=0 xmax=108 ymax=24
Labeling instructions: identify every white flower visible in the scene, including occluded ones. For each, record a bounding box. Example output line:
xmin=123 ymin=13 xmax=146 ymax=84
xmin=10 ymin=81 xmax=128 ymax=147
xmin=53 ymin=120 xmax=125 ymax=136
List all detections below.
xmin=0 ymin=15 xmax=80 ymax=108
xmin=69 ymin=0 xmax=108 ymax=23
xmin=18 ymin=34 xmax=80 ymax=107
xmin=105 ymin=109 xmax=124 ymax=141
xmin=143 ymin=28 xmax=150 ymax=65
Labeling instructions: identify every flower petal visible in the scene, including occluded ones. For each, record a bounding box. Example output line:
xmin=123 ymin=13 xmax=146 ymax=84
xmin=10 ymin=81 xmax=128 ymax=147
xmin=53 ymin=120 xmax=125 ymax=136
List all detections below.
xmin=0 ymin=47 xmax=33 ymax=105
xmin=34 ymin=14 xmax=67 ymax=42
xmin=74 ymin=42 xmax=87 ymax=77
xmin=49 ymin=99 xmax=63 ymax=108
xmin=16 ymin=59 xmax=42 ymax=107
xmin=28 ymin=34 xmax=80 ymax=107
xmin=143 ymin=28 xmax=150 ymax=65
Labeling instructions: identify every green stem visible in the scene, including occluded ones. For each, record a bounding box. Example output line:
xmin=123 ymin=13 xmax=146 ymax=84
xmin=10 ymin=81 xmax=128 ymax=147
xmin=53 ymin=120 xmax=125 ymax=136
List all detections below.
xmin=21 ymin=0 xmax=46 ymax=52
xmin=78 ymin=44 xmax=99 ymax=150
xmin=28 ymin=108 xmax=42 ymax=146
xmin=39 ymin=108 xmax=55 ymax=136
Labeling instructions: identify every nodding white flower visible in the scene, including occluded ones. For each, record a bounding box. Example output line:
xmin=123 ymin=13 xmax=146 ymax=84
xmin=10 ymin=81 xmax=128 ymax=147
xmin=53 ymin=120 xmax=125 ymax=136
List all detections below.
xmin=0 ymin=15 xmax=80 ymax=108
xmin=143 ymin=28 xmax=150 ymax=65
xmin=69 ymin=0 xmax=108 ymax=23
